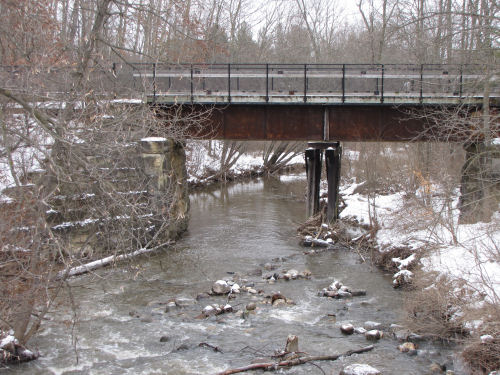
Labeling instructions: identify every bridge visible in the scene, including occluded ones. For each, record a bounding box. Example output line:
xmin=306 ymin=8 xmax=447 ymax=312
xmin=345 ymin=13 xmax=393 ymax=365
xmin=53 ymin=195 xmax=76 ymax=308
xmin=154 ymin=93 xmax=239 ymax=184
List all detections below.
xmin=130 ymin=63 xmax=499 ymax=142
xmin=127 ymin=62 xmax=498 ymax=220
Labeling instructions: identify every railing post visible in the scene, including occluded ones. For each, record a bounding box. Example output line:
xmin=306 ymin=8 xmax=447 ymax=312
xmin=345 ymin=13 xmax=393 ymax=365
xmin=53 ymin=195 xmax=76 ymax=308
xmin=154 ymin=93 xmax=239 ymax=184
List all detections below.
xmin=152 ymin=63 xmax=157 ymax=102
xmin=228 ymin=63 xmax=231 ymax=102
xmin=380 ymin=64 xmax=384 ymax=103
xmin=266 ymin=64 xmax=269 ymax=103
xmin=190 ymin=64 xmax=194 ymax=103
xmin=459 ymin=65 xmax=463 ymax=98
xmin=237 ymin=66 xmax=240 ymax=91
xmin=342 ymin=64 xmax=345 ymax=103
xmin=168 ymin=66 xmax=171 ymax=89
xmin=419 ymin=64 xmax=424 ymax=104
xmin=304 ymin=64 xmax=307 ymax=103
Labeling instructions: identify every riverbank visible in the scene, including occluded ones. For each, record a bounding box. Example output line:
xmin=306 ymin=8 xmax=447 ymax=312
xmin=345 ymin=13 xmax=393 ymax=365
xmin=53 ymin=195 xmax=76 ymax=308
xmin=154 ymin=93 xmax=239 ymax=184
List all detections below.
xmin=298 ymin=177 xmax=500 ymax=374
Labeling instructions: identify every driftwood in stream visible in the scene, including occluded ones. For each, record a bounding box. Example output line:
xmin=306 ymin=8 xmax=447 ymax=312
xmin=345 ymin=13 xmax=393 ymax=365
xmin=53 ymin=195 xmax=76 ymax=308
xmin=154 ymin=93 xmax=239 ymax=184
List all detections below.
xmin=216 ymin=345 xmax=374 ymax=375
xmin=56 ymin=242 xmax=172 ymax=279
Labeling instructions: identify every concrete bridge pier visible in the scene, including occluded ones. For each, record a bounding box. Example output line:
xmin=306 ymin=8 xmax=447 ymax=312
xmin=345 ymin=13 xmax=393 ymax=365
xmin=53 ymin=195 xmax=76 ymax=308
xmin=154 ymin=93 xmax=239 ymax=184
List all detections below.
xmin=306 ymin=142 xmax=343 ymax=222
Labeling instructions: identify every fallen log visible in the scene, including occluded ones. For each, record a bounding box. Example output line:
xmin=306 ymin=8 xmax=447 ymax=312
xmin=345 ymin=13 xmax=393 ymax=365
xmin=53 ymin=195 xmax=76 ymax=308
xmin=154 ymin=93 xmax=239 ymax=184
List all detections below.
xmin=56 ymin=242 xmax=172 ymax=279
xmin=216 ymin=345 xmax=374 ymax=375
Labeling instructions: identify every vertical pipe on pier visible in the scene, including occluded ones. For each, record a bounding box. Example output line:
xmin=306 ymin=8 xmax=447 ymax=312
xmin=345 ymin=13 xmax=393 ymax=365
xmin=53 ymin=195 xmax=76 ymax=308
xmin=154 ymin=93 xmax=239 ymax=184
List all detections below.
xmin=305 ymin=148 xmax=322 ymax=218
xmin=325 ymin=145 xmax=342 ymax=222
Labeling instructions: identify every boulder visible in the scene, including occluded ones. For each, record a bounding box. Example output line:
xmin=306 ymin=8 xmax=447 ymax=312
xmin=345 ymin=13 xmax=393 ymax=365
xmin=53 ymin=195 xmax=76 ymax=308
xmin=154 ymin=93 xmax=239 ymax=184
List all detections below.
xmin=287 ymin=269 xmax=299 ymax=279
xmin=340 ymin=364 xmax=381 ymax=375
xmin=340 ymin=323 xmax=355 ymax=335
xmin=202 ymin=305 xmax=216 ymax=317
xmin=301 ymin=270 xmax=312 ymax=278
xmin=212 ymin=280 xmax=231 ymax=295
xmin=365 ymin=330 xmax=383 ymax=340
xmin=398 ymin=342 xmax=416 ymax=353
xmin=164 ymin=301 xmax=177 ymax=312
xmin=273 ymin=299 xmax=286 ymax=307
xmin=246 ymin=302 xmax=257 ymax=311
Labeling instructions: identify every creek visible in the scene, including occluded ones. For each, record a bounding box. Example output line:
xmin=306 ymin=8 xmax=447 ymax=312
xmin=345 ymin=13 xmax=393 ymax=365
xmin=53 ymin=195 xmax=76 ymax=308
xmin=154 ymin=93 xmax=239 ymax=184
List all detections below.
xmin=10 ymin=175 xmax=464 ymax=374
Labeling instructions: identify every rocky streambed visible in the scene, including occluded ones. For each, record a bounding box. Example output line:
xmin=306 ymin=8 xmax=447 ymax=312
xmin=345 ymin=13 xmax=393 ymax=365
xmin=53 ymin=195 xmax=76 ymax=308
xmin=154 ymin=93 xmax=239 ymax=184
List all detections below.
xmin=6 ymin=176 xmax=467 ymax=374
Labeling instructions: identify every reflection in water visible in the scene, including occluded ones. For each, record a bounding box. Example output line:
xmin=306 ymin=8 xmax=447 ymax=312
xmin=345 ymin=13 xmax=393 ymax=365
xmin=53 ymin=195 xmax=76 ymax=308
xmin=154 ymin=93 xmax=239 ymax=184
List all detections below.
xmin=10 ymin=175 xmax=461 ymax=375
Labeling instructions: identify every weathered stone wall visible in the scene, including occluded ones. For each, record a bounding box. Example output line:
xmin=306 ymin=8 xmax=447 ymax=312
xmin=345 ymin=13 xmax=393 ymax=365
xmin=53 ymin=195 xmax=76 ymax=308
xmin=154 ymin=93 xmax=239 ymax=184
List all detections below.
xmin=140 ymin=137 xmax=190 ymax=241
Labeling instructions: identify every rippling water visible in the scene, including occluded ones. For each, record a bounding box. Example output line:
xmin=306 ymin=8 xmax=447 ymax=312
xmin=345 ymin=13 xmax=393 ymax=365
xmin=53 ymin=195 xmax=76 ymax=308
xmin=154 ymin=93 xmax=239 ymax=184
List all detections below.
xmin=8 ymin=175 xmax=464 ymax=374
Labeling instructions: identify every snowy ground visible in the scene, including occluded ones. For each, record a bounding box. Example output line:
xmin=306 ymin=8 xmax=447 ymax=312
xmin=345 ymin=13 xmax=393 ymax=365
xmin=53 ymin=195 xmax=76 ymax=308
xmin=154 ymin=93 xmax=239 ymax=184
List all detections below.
xmin=337 ymin=178 xmax=500 ymax=305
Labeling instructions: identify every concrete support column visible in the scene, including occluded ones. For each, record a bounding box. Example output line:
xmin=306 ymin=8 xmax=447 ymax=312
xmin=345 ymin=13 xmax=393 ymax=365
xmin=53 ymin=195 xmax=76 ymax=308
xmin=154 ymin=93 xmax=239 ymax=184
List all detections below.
xmin=305 ymin=148 xmax=322 ymax=218
xmin=325 ymin=144 xmax=342 ymax=222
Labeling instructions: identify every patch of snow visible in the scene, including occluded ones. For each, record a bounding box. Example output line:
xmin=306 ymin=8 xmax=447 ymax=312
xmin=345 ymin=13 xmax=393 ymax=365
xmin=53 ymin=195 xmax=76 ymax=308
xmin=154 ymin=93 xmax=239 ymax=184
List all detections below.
xmin=141 ymin=137 xmax=167 ymax=142
xmin=0 ymin=334 xmax=17 ymax=348
xmin=392 ymin=254 xmax=416 ymax=270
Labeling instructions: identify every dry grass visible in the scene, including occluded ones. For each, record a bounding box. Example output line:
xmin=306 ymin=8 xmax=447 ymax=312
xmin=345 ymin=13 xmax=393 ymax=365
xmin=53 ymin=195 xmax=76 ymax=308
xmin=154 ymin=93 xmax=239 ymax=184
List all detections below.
xmin=403 ymin=271 xmax=473 ymax=340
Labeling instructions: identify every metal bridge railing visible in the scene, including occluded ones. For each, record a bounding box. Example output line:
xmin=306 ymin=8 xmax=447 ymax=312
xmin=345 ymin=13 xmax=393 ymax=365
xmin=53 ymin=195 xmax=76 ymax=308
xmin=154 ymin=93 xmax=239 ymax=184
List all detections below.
xmin=125 ymin=63 xmax=497 ymax=104
xmin=0 ymin=63 xmax=497 ymax=104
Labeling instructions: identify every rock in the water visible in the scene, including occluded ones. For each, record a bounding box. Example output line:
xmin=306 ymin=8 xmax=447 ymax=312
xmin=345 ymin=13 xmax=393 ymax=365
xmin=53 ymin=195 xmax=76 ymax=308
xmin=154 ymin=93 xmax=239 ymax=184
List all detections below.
xmin=271 ymin=293 xmax=286 ymax=303
xmin=285 ymin=335 xmax=299 ymax=352
xmin=230 ymin=283 xmax=240 ymax=293
xmin=246 ymin=302 xmax=257 ymax=311
xmin=287 ymin=269 xmax=299 ymax=279
xmin=202 ymin=305 xmax=217 ymax=317
xmin=329 ymin=280 xmax=342 ymax=290
xmin=248 ymin=288 xmax=258 ymax=294
xmin=273 ymin=299 xmax=286 ymax=307
xmin=301 ymin=270 xmax=312 ymax=278
xmin=324 ymin=290 xmax=338 ymax=298
xmin=164 ymin=301 xmax=177 ymax=312
xmin=365 ymin=330 xmax=383 ymax=340
xmin=340 ymin=323 xmax=355 ymax=335
xmin=364 ymin=321 xmax=382 ymax=330
xmin=159 ymin=336 xmax=170 ymax=342
xmin=398 ymin=342 xmax=416 ymax=352
xmin=340 ymin=364 xmax=381 ymax=375
xmin=175 ymin=297 xmax=196 ymax=307
xmin=212 ymin=280 xmax=231 ymax=295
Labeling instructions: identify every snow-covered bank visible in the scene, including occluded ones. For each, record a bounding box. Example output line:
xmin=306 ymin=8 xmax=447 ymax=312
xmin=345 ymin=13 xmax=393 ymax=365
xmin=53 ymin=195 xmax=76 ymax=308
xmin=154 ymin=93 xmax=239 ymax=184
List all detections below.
xmin=186 ymin=141 xmax=304 ymax=186
xmin=338 ymin=180 xmax=500 ymax=302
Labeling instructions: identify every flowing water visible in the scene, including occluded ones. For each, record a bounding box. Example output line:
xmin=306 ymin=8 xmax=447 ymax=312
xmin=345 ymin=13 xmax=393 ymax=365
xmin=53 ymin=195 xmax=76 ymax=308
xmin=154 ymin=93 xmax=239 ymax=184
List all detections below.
xmin=8 ymin=176 xmax=464 ymax=375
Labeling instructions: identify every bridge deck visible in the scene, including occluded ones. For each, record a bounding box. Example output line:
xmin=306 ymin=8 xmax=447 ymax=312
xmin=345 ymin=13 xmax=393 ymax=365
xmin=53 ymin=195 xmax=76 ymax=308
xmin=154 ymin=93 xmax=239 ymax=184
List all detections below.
xmin=147 ymin=91 xmax=490 ymax=106
xmin=130 ymin=63 xmax=498 ymax=141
